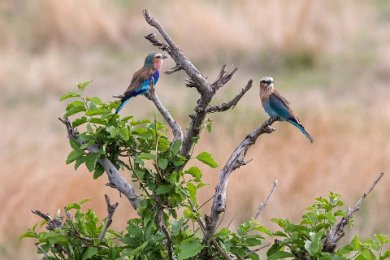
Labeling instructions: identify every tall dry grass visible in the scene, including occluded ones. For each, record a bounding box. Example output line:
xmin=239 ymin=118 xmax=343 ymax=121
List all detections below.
xmin=1 ymin=0 xmax=390 ymax=259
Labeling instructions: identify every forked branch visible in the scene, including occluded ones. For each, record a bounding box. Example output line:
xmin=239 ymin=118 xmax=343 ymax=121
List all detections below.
xmin=143 ymin=9 xmax=248 ymax=160
xmin=143 ymin=9 xmax=210 ymax=94
xmin=203 ymin=117 xmax=278 ymax=244
xmin=207 ymin=80 xmax=253 ymax=113
xmin=145 ymin=89 xmax=184 ymax=142
xmin=99 ymin=194 xmax=119 ymax=241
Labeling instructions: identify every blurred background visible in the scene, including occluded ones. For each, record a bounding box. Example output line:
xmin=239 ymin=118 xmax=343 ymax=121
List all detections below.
xmin=1 ymin=0 xmax=389 ymax=258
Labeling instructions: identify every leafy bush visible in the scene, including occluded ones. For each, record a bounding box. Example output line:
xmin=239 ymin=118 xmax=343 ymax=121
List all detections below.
xmin=22 ymin=82 xmax=389 ymax=259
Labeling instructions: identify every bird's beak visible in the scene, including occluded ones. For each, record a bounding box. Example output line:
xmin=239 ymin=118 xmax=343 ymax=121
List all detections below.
xmin=162 ymin=54 xmax=168 ymax=59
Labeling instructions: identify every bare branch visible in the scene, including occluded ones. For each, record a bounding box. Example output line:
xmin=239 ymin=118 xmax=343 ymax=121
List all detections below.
xmin=144 ymin=33 xmax=170 ymax=52
xmin=145 ymin=90 xmax=184 ymax=142
xmin=207 ymin=80 xmax=253 ymax=113
xmin=59 ymin=117 xmax=141 ymax=210
xmin=203 ymin=117 xmax=277 ymax=244
xmin=165 ymin=64 xmax=183 ymax=75
xmin=322 ymin=172 xmax=384 ymax=253
xmin=99 ymin=194 xmax=119 ymax=241
xmin=211 ymin=65 xmax=238 ymax=91
xmin=155 ymin=208 xmax=175 ymax=260
xmin=254 ymin=179 xmax=278 ymax=219
xmin=143 ymin=9 xmax=211 ymax=94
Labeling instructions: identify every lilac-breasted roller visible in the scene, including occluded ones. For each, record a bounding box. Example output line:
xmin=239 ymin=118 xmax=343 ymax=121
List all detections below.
xmin=114 ymin=53 xmax=168 ymax=114
xmin=259 ymin=77 xmax=314 ymax=143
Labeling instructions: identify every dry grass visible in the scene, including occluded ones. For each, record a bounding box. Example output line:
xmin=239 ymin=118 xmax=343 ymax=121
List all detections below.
xmin=1 ymin=0 xmax=390 ymax=258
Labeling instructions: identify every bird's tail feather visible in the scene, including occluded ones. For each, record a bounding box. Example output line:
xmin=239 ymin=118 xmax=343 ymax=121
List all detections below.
xmin=287 ymin=118 xmax=314 ymax=143
xmin=115 ymin=98 xmax=130 ymax=114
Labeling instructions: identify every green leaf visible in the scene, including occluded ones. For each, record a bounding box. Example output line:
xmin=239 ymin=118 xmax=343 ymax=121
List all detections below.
xmin=304 ymin=232 xmax=323 ymax=256
xmin=155 ymin=185 xmax=172 ymax=195
xmin=72 ymin=117 xmax=88 ymax=128
xmin=86 ymin=123 xmax=94 ymax=134
xmin=351 ymin=236 xmax=361 ymax=251
xmin=65 ymin=105 xmax=86 ymax=117
xmin=267 ymin=251 xmax=295 ymax=260
xmin=85 ymin=108 xmax=106 ymax=116
xmin=20 ymin=231 xmax=39 ymax=239
xmin=89 ymin=118 xmax=107 ymax=125
xmin=137 ymin=153 xmax=156 ymax=161
xmin=171 ymin=140 xmax=182 ymax=155
xmin=196 ymin=152 xmax=218 ymax=168
xmin=74 ymin=156 xmax=86 ymax=170
xmin=60 ymin=91 xmax=80 ymax=101
xmin=93 ymin=164 xmax=104 ymax=179
xmin=187 ymin=183 xmax=197 ymax=204
xmin=158 ymin=158 xmax=168 ymax=170
xmin=66 ymin=202 xmax=81 ymax=210
xmin=178 ymin=237 xmax=203 ymax=260
xmin=119 ymin=127 xmax=129 ymax=141
xmin=85 ymin=153 xmax=99 ymax=172
xmin=69 ymin=139 xmax=81 ymax=150
xmin=86 ymin=97 xmax=102 ymax=104
xmin=183 ymin=209 xmax=197 ymax=220
xmin=81 ymin=247 xmax=98 ymax=260
xmin=185 ymin=167 xmax=202 ymax=181
xmin=66 ymin=150 xmax=83 ymax=164
xmin=77 ymin=80 xmax=92 ymax=91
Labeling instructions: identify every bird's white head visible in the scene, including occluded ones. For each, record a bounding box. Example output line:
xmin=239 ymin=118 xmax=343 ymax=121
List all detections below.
xmin=154 ymin=53 xmax=168 ymax=71
xmin=259 ymin=76 xmax=274 ymax=90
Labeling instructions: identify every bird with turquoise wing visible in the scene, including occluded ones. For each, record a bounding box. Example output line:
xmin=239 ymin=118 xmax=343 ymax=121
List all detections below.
xmin=114 ymin=52 xmax=168 ymax=114
xmin=259 ymin=77 xmax=314 ymax=143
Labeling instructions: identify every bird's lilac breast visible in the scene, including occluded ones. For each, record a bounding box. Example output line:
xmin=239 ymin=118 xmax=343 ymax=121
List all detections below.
xmin=262 ymin=100 xmax=279 ymax=117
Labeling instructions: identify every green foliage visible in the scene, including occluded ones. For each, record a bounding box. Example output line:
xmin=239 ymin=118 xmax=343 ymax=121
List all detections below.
xmin=21 ymin=200 xmax=123 ymax=259
xmin=23 ymin=82 xmax=390 ymax=259
xmin=268 ymin=193 xmax=390 ymax=259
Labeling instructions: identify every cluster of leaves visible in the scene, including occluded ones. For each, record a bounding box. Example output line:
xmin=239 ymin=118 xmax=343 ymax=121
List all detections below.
xmin=23 ymin=82 xmax=390 ymax=259
xmin=21 ymin=200 xmax=123 ymax=259
xmin=267 ymin=192 xmax=390 ymax=259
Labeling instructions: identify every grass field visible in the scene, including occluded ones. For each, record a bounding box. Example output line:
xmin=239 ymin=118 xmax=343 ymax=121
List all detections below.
xmin=1 ymin=1 xmax=389 ymax=258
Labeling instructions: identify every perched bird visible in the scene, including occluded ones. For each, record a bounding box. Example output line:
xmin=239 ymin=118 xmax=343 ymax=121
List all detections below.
xmin=114 ymin=53 xmax=168 ymax=114
xmin=259 ymin=77 xmax=314 ymax=143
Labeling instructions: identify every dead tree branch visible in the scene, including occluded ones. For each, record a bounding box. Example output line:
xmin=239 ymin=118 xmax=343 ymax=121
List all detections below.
xmin=211 ymin=65 xmax=238 ymax=91
xmin=143 ymin=9 xmax=243 ymax=158
xmin=165 ymin=64 xmax=183 ymax=75
xmin=145 ymin=89 xmax=184 ymax=142
xmin=254 ymin=179 xmax=278 ymax=219
xmin=322 ymin=172 xmax=384 ymax=253
xmin=59 ymin=117 xmax=140 ymax=210
xmin=203 ymin=117 xmax=278 ymax=244
xmin=207 ymin=80 xmax=253 ymax=113
xmin=98 ymin=194 xmax=119 ymax=241
xmin=32 ymin=210 xmax=63 ymax=230
xmin=143 ymin=10 xmax=210 ymax=94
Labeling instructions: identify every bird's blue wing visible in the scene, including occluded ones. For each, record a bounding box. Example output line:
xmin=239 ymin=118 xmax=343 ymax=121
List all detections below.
xmin=268 ymin=93 xmax=293 ymax=119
